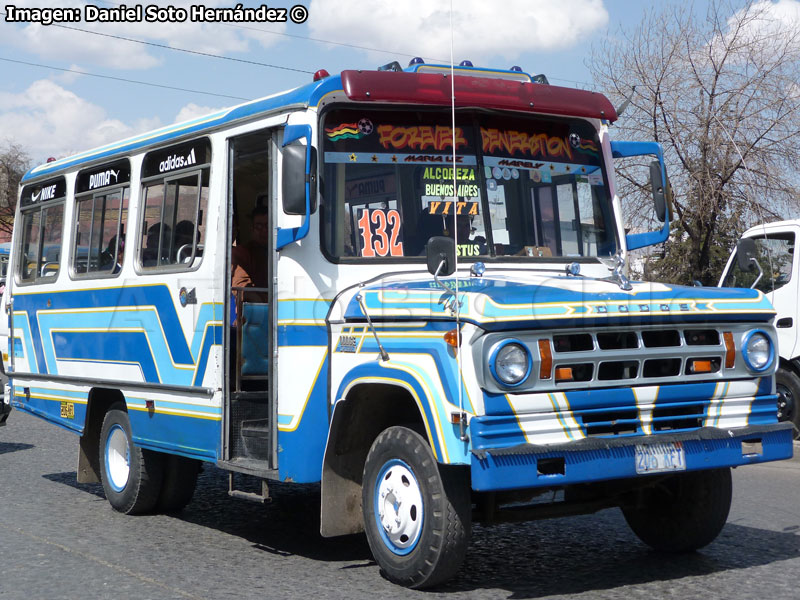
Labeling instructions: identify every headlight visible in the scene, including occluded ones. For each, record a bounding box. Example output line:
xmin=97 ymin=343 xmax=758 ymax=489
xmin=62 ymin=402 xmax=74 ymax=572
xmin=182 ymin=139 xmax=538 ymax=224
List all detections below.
xmin=742 ymin=331 xmax=773 ymax=372
xmin=490 ymin=341 xmax=531 ymax=386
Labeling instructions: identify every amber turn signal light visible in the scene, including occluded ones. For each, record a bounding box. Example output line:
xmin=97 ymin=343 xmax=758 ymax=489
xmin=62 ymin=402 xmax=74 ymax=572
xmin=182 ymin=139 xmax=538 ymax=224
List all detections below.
xmin=689 ymin=359 xmax=713 ymax=374
xmin=555 ymin=367 xmax=574 ymax=382
xmin=538 ymin=339 xmax=552 ymax=379
xmin=444 ymin=329 xmax=461 ymax=347
xmin=723 ymin=331 xmax=735 ymax=368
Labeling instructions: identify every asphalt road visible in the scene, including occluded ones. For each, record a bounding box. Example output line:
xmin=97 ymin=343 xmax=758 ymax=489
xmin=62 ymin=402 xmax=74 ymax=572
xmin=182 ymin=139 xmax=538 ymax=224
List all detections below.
xmin=1 ymin=409 xmax=799 ymax=599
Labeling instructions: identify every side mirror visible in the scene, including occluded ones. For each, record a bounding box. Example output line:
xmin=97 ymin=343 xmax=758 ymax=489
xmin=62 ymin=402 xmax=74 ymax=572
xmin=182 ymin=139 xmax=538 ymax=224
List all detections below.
xmin=426 ymin=236 xmax=456 ymax=276
xmin=736 ymin=238 xmax=758 ymax=272
xmin=611 ymin=140 xmax=671 ymax=251
xmin=649 ymin=160 xmax=667 ymax=222
xmin=281 ymin=143 xmax=317 ymax=216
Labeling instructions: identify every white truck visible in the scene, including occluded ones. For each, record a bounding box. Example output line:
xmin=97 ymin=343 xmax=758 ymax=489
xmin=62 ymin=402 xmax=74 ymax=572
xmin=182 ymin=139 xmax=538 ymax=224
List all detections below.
xmin=720 ymin=220 xmax=800 ymax=435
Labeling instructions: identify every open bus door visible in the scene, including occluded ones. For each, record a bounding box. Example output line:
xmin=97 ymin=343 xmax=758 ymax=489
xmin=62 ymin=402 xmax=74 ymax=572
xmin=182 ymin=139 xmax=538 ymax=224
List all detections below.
xmin=223 ymin=129 xmax=277 ymax=474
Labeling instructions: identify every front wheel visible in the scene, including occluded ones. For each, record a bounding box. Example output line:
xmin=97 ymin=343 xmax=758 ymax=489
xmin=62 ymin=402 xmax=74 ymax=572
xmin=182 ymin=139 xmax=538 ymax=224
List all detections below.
xmin=622 ymin=467 xmax=732 ymax=552
xmin=362 ymin=426 xmax=471 ymax=589
xmin=99 ymin=403 xmax=164 ymax=514
xmin=776 ymin=367 xmax=800 ymax=438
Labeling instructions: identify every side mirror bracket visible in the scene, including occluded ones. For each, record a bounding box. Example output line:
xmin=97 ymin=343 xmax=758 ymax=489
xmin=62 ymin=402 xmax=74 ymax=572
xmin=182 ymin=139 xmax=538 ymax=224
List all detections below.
xmin=611 ymin=140 xmax=671 ymax=251
xmin=277 ymin=124 xmax=316 ymax=250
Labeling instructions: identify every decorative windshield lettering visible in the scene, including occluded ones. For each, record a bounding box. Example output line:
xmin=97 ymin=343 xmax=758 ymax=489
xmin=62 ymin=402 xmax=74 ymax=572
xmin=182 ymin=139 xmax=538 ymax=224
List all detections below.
xmin=403 ymin=154 xmax=465 ymax=163
xmin=378 ymin=125 xmax=467 ymax=152
xmin=481 ymin=128 xmax=575 ymax=161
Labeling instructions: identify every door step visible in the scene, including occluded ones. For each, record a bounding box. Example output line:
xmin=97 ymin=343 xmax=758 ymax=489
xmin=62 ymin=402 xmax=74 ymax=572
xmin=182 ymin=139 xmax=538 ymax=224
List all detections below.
xmin=228 ymin=472 xmax=271 ymax=503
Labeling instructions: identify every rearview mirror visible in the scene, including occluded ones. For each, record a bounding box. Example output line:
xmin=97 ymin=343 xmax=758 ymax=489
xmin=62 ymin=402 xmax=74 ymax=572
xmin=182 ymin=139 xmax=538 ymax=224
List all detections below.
xmin=736 ymin=238 xmax=758 ymax=272
xmin=282 ymin=143 xmax=317 ymax=216
xmin=649 ymin=160 xmax=667 ymax=222
xmin=426 ymin=236 xmax=456 ymax=276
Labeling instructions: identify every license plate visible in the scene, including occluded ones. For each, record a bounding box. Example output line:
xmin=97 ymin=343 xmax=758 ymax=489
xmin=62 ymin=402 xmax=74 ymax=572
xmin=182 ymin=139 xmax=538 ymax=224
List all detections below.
xmin=635 ymin=442 xmax=686 ymax=474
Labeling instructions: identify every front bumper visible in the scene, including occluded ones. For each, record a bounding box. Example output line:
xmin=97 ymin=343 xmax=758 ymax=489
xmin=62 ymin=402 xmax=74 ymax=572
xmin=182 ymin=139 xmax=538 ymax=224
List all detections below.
xmin=470 ymin=423 xmax=794 ymax=491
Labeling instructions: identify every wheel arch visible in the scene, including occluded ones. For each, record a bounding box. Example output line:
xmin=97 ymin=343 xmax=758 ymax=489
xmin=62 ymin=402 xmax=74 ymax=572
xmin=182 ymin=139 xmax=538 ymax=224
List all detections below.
xmin=77 ymin=387 xmax=126 ymax=483
xmin=320 ymin=380 xmax=430 ymax=538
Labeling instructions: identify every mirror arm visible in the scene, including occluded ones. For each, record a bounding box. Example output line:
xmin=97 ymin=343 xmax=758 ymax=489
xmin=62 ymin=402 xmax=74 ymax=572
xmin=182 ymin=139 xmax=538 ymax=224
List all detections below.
xmin=433 ymin=257 xmax=459 ymax=315
xmin=356 ymin=292 xmax=389 ymax=362
xmin=749 ymin=258 xmax=763 ymax=290
xmin=277 ymin=124 xmax=313 ymax=250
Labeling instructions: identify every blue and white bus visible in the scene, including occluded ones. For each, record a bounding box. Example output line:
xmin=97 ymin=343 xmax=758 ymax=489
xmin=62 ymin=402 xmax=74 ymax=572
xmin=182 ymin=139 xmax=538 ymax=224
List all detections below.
xmin=1 ymin=60 xmax=793 ymax=588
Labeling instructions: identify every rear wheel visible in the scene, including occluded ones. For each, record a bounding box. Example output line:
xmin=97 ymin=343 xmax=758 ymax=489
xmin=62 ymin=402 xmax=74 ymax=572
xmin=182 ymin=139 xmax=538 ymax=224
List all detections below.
xmin=362 ymin=426 xmax=471 ymax=589
xmin=157 ymin=455 xmax=201 ymax=512
xmin=622 ymin=468 xmax=732 ymax=552
xmin=776 ymin=367 xmax=800 ymax=438
xmin=99 ymin=403 xmax=164 ymax=514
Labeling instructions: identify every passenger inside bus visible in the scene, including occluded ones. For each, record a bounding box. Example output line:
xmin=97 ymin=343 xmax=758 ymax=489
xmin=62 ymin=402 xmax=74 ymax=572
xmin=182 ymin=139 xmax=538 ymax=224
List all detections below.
xmin=232 ymin=205 xmax=269 ymax=293
xmin=142 ymin=222 xmax=171 ymax=266
xmin=174 ymin=220 xmax=200 ymax=263
xmin=100 ymin=233 xmax=124 ymax=273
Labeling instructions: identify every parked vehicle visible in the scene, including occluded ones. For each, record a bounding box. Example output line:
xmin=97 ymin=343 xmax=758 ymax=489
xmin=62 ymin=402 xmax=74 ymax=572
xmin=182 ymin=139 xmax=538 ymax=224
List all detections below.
xmin=720 ymin=220 xmax=800 ymax=435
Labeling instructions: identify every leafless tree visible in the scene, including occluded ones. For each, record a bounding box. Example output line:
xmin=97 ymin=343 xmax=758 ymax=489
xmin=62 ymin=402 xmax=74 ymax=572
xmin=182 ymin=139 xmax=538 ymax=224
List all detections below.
xmin=0 ymin=141 xmax=31 ymax=240
xmin=590 ymin=0 xmax=800 ymax=284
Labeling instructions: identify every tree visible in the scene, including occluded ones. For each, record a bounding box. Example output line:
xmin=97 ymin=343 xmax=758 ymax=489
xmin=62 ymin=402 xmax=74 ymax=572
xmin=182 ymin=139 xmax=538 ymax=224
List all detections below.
xmin=590 ymin=0 xmax=800 ymax=285
xmin=0 ymin=141 xmax=31 ymax=240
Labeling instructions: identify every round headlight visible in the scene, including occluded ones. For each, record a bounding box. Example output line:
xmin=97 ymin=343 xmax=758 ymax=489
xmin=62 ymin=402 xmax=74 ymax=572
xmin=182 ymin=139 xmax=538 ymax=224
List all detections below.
xmin=743 ymin=331 xmax=773 ymax=372
xmin=491 ymin=341 xmax=531 ymax=386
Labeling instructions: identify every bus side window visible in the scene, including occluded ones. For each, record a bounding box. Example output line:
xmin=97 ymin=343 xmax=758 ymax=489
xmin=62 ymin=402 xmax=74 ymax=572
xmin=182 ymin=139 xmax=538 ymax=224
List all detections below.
xmin=139 ymin=172 xmax=208 ymax=270
xmin=73 ymin=189 xmax=128 ymax=276
xmin=18 ymin=202 xmax=64 ymax=283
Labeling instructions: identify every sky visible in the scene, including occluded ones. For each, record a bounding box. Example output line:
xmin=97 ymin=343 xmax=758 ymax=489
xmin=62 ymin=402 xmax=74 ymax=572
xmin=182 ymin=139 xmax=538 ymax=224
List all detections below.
xmin=0 ymin=0 xmax=798 ymax=165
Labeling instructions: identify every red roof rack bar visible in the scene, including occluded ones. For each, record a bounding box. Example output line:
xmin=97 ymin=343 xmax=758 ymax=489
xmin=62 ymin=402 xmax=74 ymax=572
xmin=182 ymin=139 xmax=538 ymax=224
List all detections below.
xmin=341 ymin=70 xmax=617 ymax=122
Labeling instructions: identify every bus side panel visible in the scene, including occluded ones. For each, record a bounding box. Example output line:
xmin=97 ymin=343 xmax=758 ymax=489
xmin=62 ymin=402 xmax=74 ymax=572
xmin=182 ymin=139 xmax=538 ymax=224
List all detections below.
xmin=275 ymin=298 xmax=330 ymax=482
xmin=10 ymin=381 xmax=221 ymax=461
xmin=10 ymin=382 xmax=88 ymax=434
xmin=127 ymin=405 xmax=220 ymax=461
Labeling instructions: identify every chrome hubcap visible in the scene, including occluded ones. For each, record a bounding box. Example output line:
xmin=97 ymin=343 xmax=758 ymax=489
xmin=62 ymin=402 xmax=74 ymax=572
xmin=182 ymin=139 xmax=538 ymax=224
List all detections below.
xmin=106 ymin=425 xmax=130 ymax=491
xmin=376 ymin=461 xmax=423 ymax=553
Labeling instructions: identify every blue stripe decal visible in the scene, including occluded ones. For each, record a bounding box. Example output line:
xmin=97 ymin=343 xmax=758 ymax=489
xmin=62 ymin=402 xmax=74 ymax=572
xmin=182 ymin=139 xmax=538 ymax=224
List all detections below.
xmin=13 ymin=288 xmax=221 ymax=386
xmin=278 ymin=325 xmax=327 ymax=347
xmin=55 ymin=331 xmax=160 ymax=382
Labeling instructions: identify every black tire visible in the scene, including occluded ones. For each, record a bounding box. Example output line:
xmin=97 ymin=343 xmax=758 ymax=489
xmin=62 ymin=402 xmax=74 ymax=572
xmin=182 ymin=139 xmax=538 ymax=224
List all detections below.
xmin=157 ymin=455 xmax=201 ymax=512
xmin=622 ymin=467 xmax=732 ymax=552
xmin=98 ymin=402 xmax=164 ymax=514
xmin=361 ymin=426 xmax=471 ymax=589
xmin=776 ymin=367 xmax=800 ymax=439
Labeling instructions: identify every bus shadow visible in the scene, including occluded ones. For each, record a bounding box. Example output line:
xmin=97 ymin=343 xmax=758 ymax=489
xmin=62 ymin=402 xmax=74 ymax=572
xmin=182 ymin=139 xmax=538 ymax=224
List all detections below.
xmin=0 ymin=441 xmax=35 ymax=455
xmin=180 ymin=465 xmax=374 ymax=563
xmin=42 ymin=464 xmax=800 ymax=595
xmin=42 ymin=471 xmax=105 ymax=498
xmin=443 ymin=517 xmax=800 ymax=597
xmin=44 ymin=465 xmax=372 ymax=564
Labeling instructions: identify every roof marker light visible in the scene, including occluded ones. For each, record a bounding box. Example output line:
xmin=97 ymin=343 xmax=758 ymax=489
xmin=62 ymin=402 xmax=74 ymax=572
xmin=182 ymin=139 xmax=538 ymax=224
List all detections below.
xmin=408 ymin=57 xmax=425 ymax=66
xmin=377 ymin=61 xmax=403 ymax=72
xmin=313 ymin=69 xmax=330 ymax=82
xmin=510 ymin=65 xmax=523 ymax=72
xmin=459 ymin=60 xmax=474 ymax=67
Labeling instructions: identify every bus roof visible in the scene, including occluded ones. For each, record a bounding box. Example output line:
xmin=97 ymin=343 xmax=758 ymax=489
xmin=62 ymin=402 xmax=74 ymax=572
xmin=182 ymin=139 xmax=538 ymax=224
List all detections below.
xmin=22 ymin=63 xmax=616 ymax=184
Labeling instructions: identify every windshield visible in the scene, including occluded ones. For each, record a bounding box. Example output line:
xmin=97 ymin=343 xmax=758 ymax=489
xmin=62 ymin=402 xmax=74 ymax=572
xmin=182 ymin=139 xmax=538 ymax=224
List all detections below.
xmin=722 ymin=233 xmax=795 ymax=293
xmin=321 ymin=108 xmax=616 ymax=261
